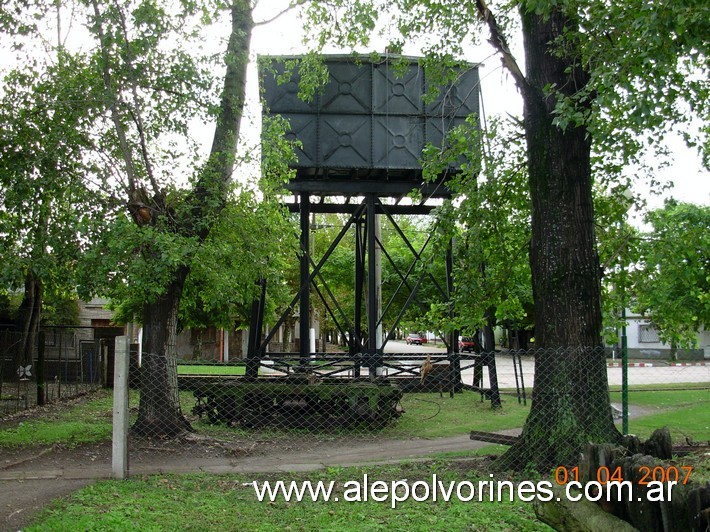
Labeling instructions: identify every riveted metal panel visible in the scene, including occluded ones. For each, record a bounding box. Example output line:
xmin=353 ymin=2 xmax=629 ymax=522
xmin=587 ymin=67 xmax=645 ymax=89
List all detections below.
xmin=319 ymin=62 xmax=372 ymax=114
xmin=426 ymin=68 xmax=480 ymax=118
xmin=320 ymin=115 xmax=372 ymax=168
xmin=373 ymin=62 xmax=423 ymax=115
xmin=373 ymin=115 xmax=423 ymax=169
xmin=425 ymin=116 xmax=468 ymax=148
xmin=260 ymin=55 xmax=480 ymax=196
xmin=285 ymin=113 xmax=319 ymax=167
xmin=261 ymin=59 xmax=318 ymax=114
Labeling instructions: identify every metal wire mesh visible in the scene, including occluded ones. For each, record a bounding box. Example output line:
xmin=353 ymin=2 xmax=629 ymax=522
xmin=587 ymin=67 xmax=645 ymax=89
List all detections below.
xmin=126 ymin=345 xmax=709 ymax=447
xmin=0 ymin=328 xmax=106 ymax=417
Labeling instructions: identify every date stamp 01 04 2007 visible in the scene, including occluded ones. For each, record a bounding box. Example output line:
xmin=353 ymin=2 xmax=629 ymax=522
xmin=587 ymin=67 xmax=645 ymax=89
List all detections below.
xmin=553 ymin=465 xmax=694 ymax=486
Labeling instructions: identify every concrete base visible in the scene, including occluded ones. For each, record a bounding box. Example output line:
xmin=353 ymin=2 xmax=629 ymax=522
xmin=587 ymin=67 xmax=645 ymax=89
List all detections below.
xmin=626 ymin=348 xmax=704 ymax=361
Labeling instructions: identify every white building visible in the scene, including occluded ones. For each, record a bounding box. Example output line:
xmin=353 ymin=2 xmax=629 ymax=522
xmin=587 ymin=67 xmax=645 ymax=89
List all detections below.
xmin=623 ymin=311 xmax=709 ymax=360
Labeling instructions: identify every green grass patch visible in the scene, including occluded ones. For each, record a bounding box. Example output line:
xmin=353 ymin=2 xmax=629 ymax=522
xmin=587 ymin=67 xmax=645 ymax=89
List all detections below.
xmin=177 ymin=364 xmax=246 ymax=376
xmin=610 ymin=388 xmax=710 ymax=441
xmin=29 ymin=463 xmax=551 ymax=531
xmin=609 ymin=388 xmax=710 ymax=408
xmin=382 ymin=392 xmax=530 ymax=439
xmin=4 ymin=382 xmax=705 ymax=449
xmin=625 ymin=402 xmax=710 ymax=441
xmin=0 ymin=390 xmax=116 ymax=447
xmin=0 ymin=421 xmax=110 ymax=448
xmin=609 ymin=382 xmax=709 ymax=392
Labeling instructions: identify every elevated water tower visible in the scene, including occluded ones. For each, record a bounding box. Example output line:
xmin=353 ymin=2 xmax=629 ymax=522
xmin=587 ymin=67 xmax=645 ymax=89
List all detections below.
xmin=254 ymin=55 xmax=497 ymax=400
xmin=261 ymin=54 xmax=479 ymax=193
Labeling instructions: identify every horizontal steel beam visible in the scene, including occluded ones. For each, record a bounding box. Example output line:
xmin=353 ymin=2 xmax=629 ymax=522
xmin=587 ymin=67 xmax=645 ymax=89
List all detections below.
xmin=284 ymin=178 xmax=452 ymax=197
xmin=285 ymin=202 xmax=437 ymax=215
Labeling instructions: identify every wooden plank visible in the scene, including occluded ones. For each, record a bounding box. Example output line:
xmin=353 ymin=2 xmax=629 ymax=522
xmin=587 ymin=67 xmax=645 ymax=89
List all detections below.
xmin=469 ymin=430 xmax=518 ymax=445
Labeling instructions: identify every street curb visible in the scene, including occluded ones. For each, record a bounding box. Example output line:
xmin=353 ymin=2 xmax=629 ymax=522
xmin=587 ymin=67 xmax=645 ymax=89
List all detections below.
xmin=607 ymin=362 xmax=654 ymax=367
xmin=0 ymin=447 xmax=54 ymax=471
xmin=0 ymin=455 xmax=502 ymax=482
xmin=667 ymin=362 xmax=708 ymax=367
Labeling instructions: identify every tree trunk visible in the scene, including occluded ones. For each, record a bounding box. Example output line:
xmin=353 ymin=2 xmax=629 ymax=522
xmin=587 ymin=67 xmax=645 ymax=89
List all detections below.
xmin=283 ymin=314 xmax=295 ymax=352
xmin=499 ymin=7 xmax=620 ymax=470
xmin=132 ymin=271 xmax=192 ymax=437
xmin=16 ymin=271 xmax=43 ymax=371
xmin=129 ymin=0 xmax=253 ymax=438
xmin=190 ymin=328 xmax=205 ymax=360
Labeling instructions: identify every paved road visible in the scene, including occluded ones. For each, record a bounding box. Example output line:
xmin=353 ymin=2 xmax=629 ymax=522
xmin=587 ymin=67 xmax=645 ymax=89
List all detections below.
xmin=383 ymin=340 xmax=448 ymax=353
xmin=485 ymin=354 xmax=709 ymax=389
xmin=384 ymin=341 xmax=710 ymax=388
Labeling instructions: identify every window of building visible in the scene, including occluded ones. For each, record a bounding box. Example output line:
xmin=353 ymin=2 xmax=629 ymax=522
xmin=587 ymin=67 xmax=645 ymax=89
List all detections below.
xmin=638 ymin=324 xmax=660 ymax=343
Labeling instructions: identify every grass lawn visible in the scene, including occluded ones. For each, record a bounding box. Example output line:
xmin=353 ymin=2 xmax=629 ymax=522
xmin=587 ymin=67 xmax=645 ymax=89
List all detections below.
xmin=177 ymin=364 xmax=245 ymax=376
xmin=5 ymin=384 xmax=708 ymax=530
xmin=381 ymin=392 xmax=529 ymax=439
xmin=1 ymin=383 xmax=706 ymax=448
xmin=28 ymin=463 xmax=552 ymax=531
xmin=0 ymin=390 xmax=116 ymax=447
xmin=610 ymin=387 xmax=710 ymax=441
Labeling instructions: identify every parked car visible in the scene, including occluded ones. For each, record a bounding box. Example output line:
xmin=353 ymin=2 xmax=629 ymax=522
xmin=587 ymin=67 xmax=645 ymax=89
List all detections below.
xmin=405 ymin=333 xmax=427 ymax=345
xmin=458 ymin=336 xmax=478 ymax=352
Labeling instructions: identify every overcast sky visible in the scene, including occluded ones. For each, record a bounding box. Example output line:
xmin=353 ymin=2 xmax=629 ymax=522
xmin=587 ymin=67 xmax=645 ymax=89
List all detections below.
xmin=2 ymin=1 xmax=705 ymax=212
xmin=249 ymin=1 xmax=709 ymax=214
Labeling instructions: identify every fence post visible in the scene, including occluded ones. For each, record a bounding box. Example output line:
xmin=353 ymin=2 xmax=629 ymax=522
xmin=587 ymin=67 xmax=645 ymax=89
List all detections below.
xmin=37 ymin=331 xmax=45 ymax=406
xmin=102 ymin=342 xmax=109 ymax=388
xmin=112 ymin=335 xmax=130 ymax=479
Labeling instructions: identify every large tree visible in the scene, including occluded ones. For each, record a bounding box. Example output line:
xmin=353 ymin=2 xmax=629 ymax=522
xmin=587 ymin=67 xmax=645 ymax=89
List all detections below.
xmin=0 ymin=54 xmax=103 ymax=370
xmin=85 ymin=0 xmax=254 ymax=436
xmin=304 ymin=0 xmax=708 ymax=469
xmin=2 ymin=0 xmax=281 ymax=437
xmin=631 ymin=201 xmax=710 ymax=350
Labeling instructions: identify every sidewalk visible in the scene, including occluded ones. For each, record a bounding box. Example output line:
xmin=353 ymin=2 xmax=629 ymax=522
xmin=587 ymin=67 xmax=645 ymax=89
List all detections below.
xmin=0 ymin=431 xmax=518 ymax=529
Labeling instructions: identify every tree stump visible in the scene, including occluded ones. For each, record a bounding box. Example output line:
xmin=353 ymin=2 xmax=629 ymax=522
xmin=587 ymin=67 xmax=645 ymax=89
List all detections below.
xmin=535 ymin=428 xmax=710 ymax=531
xmin=643 ymin=427 xmax=673 ymax=460
xmin=533 ymin=485 xmax=638 ymax=532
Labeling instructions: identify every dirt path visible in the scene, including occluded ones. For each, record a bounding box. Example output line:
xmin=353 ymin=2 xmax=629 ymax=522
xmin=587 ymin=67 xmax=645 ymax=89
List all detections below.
xmin=0 ymin=430 xmax=518 ymax=530
xmin=0 ymin=395 xmax=658 ymax=530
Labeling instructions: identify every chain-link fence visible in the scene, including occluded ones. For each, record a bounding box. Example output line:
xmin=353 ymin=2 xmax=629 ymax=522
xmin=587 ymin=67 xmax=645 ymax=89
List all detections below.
xmin=123 ymin=345 xmax=709 ymax=448
xmin=0 ymin=327 xmax=107 ymax=417
xmin=126 ymin=349 xmax=498 ymax=435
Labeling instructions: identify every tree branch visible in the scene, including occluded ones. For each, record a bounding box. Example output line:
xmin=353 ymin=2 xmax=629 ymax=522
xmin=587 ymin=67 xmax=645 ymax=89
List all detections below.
xmin=474 ymin=0 xmax=529 ymax=94
xmin=601 ymin=230 xmax=635 ymax=272
xmin=186 ymin=0 xmax=253 ymax=240
xmin=90 ymin=0 xmax=136 ymax=194
xmin=253 ymin=0 xmax=309 ymax=27
xmin=113 ymin=0 xmax=161 ymax=198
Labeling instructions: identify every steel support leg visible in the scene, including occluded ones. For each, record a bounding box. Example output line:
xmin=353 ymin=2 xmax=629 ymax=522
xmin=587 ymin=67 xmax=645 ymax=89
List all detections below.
xmin=366 ymin=194 xmax=381 ymax=377
xmin=299 ymin=192 xmax=311 ymax=367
